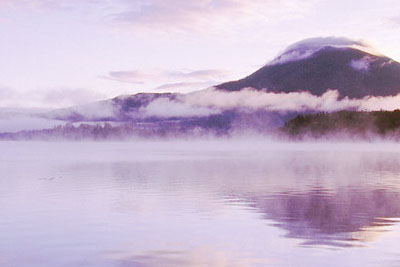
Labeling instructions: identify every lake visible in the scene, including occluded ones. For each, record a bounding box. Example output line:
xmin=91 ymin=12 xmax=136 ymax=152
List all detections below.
xmin=1 ymin=141 xmax=400 ymax=267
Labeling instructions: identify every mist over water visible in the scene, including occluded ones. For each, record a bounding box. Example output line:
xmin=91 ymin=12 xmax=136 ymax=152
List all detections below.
xmin=1 ymin=141 xmax=400 ymax=266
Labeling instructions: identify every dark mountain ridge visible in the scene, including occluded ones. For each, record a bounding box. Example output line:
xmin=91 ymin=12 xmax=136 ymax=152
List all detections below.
xmin=218 ymin=39 xmax=400 ymax=98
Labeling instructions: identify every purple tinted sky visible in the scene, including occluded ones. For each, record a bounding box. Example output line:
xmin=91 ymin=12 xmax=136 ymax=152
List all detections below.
xmin=0 ymin=0 xmax=399 ymax=108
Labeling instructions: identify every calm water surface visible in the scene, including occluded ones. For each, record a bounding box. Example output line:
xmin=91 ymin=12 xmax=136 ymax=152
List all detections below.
xmin=1 ymin=141 xmax=400 ymax=267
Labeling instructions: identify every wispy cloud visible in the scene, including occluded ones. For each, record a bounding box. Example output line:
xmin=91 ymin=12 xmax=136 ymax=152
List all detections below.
xmin=138 ymin=88 xmax=400 ymax=119
xmin=188 ymin=88 xmax=400 ymax=112
xmin=0 ymin=0 xmax=320 ymax=33
xmin=112 ymin=0 xmax=320 ymax=33
xmin=167 ymin=69 xmax=229 ymax=80
xmin=387 ymin=15 xmax=400 ymax=25
xmin=103 ymin=68 xmax=230 ymax=92
xmin=142 ymin=97 xmax=218 ymax=118
xmin=154 ymin=82 xmax=215 ymax=93
xmin=104 ymin=68 xmax=230 ymax=84
xmin=0 ymin=0 xmax=106 ymax=10
xmin=0 ymin=86 xmax=105 ymax=108
xmin=103 ymin=71 xmax=148 ymax=84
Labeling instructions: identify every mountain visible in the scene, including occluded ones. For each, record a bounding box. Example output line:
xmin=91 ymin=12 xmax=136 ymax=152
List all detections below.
xmin=4 ymin=36 xmax=400 ymax=139
xmin=217 ymin=37 xmax=400 ymax=98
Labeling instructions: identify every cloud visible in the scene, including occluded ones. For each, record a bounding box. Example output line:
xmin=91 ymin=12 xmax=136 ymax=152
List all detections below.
xmin=103 ymin=68 xmax=230 ymax=93
xmin=190 ymin=88 xmax=400 ymax=112
xmin=137 ymin=88 xmax=400 ymax=119
xmin=0 ymin=112 xmax=63 ymax=132
xmin=184 ymin=88 xmax=357 ymax=112
xmin=10 ymin=87 xmax=400 ymax=125
xmin=154 ymin=82 xmax=215 ymax=93
xmin=104 ymin=68 xmax=229 ymax=84
xmin=349 ymin=57 xmax=371 ymax=71
xmin=269 ymin=37 xmax=382 ymax=65
xmin=48 ymin=100 xmax=117 ymax=121
xmin=167 ymin=69 xmax=230 ymax=80
xmin=1 ymin=0 xmax=319 ymax=34
xmin=141 ymin=97 xmax=218 ymax=118
xmin=103 ymin=71 xmax=149 ymax=84
xmin=0 ymin=0 xmax=50 ymax=8
xmin=387 ymin=15 xmax=400 ymax=25
xmin=0 ymin=0 xmax=105 ymax=10
xmin=112 ymin=0 xmax=320 ymax=33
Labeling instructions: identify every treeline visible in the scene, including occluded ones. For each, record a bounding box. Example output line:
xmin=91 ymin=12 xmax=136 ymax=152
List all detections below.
xmin=281 ymin=110 xmax=400 ymax=140
xmin=0 ymin=123 xmax=180 ymax=140
xmin=0 ymin=111 xmax=269 ymax=140
xmin=0 ymin=120 xmax=229 ymax=141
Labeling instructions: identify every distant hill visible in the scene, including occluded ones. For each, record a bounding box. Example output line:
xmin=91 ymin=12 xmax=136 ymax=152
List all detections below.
xmin=217 ymin=37 xmax=400 ymax=98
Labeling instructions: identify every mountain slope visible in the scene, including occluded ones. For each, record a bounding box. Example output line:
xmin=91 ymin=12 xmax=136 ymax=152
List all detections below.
xmin=217 ymin=37 xmax=400 ymax=98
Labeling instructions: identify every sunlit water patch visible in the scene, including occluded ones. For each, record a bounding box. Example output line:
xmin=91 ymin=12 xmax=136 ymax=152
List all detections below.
xmin=1 ymin=141 xmax=400 ymax=266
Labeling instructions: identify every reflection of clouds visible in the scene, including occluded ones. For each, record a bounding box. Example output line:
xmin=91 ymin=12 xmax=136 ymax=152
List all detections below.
xmin=106 ymin=247 xmax=273 ymax=267
xmin=108 ymin=161 xmax=231 ymax=217
xmin=113 ymin=250 xmax=188 ymax=267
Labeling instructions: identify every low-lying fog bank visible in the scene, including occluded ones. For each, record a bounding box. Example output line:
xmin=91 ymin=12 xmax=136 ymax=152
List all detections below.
xmin=2 ymin=138 xmax=400 ymax=155
xmin=3 ymin=109 xmax=400 ymax=142
xmin=3 ymin=88 xmax=400 ymax=141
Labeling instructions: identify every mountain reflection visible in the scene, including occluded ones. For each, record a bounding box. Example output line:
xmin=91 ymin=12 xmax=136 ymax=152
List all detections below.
xmin=104 ymin=147 xmax=400 ymax=249
xmin=243 ymin=187 xmax=400 ymax=247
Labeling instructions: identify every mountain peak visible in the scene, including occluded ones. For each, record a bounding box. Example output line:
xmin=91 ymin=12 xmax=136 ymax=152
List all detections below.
xmin=269 ymin=37 xmax=381 ymax=65
xmin=217 ymin=37 xmax=400 ymax=98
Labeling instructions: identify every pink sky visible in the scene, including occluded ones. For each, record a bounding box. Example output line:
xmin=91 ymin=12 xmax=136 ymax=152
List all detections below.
xmin=0 ymin=0 xmax=400 ymax=108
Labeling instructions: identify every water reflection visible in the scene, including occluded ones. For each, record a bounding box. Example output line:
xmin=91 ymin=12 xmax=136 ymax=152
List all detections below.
xmin=245 ymin=188 xmax=400 ymax=247
xmin=2 ymin=142 xmax=400 ymax=266
xmin=104 ymin=149 xmax=400 ymax=249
